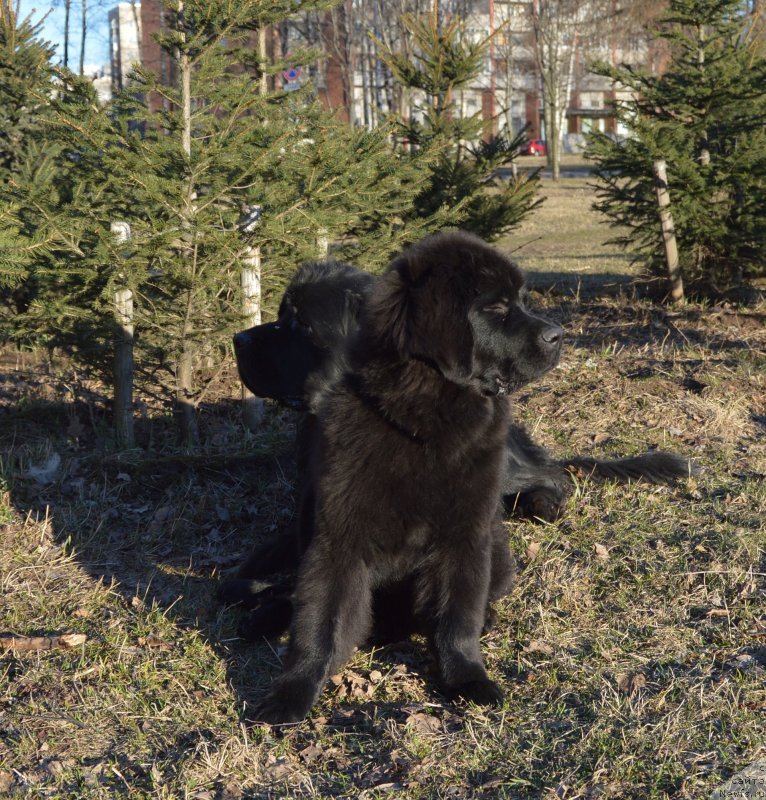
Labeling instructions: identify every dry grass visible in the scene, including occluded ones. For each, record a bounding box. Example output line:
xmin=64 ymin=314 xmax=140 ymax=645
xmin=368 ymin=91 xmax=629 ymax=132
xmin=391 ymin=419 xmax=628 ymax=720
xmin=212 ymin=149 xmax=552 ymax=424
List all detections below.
xmin=2 ymin=176 xmax=766 ymax=798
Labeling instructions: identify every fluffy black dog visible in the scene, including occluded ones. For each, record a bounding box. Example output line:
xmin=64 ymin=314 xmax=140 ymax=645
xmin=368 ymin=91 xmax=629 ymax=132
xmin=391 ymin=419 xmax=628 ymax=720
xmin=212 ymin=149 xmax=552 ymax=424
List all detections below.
xmin=223 ymin=244 xmax=694 ymax=641
xmin=251 ymin=231 xmax=563 ymax=723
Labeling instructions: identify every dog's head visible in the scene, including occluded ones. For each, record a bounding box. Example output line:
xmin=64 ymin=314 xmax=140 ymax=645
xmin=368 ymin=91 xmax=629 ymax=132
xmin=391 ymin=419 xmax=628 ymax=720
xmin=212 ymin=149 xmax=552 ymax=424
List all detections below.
xmin=364 ymin=231 xmax=563 ymax=395
xmin=233 ymin=261 xmax=373 ymax=408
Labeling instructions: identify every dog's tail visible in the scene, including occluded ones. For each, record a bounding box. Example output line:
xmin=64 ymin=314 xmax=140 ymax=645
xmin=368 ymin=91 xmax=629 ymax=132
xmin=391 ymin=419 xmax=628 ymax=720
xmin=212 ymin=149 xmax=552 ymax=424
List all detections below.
xmin=563 ymin=451 xmax=697 ymax=484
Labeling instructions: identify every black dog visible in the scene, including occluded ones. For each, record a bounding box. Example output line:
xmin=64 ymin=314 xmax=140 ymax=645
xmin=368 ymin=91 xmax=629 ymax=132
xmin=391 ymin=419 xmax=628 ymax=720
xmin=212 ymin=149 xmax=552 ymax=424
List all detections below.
xmin=223 ymin=251 xmax=694 ymax=639
xmin=234 ymin=259 xmax=692 ymax=520
xmin=251 ymin=231 xmax=563 ymax=723
xmin=235 ymin=261 xmax=374 ymax=413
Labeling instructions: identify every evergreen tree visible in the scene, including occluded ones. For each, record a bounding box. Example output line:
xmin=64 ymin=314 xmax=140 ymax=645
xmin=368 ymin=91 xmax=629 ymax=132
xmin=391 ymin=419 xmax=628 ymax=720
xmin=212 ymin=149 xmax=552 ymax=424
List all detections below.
xmin=0 ymin=4 xmax=58 ymax=305
xmin=16 ymin=0 xmax=442 ymax=443
xmin=375 ymin=10 xmax=542 ymax=243
xmin=587 ymin=0 xmax=766 ymax=298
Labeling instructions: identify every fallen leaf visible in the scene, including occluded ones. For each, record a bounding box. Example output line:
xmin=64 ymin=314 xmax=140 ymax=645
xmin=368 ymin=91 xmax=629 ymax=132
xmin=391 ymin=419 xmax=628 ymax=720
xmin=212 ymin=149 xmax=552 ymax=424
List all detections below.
xmin=44 ymin=760 xmax=65 ymax=777
xmin=406 ymin=712 xmax=443 ymax=736
xmin=299 ymin=744 xmax=324 ymax=764
xmin=137 ymin=635 xmax=172 ymax=651
xmin=150 ymin=506 xmax=173 ymax=528
xmin=524 ymin=640 xmax=554 ymax=656
xmin=617 ymin=672 xmax=646 ymax=695
xmin=526 ymin=541 xmax=541 ymax=562
xmin=594 ymin=543 xmax=609 ymax=560
xmin=58 ymin=633 xmax=87 ymax=648
xmin=264 ymin=757 xmax=292 ymax=780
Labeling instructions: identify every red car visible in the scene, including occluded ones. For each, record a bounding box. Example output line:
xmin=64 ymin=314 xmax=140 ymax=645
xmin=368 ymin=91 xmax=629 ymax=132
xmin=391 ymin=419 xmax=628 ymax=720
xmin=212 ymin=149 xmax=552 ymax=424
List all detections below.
xmin=520 ymin=138 xmax=547 ymax=156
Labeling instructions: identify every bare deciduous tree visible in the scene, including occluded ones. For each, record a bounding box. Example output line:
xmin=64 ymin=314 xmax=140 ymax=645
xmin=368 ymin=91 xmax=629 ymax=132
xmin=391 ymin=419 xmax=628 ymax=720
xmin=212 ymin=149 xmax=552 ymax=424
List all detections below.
xmin=530 ymin=0 xmax=631 ymax=179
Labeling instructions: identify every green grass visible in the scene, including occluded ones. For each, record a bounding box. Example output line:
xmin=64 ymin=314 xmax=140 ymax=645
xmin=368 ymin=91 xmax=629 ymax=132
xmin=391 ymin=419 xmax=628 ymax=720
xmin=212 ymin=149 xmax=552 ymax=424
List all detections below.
xmin=1 ymin=176 xmax=765 ymax=798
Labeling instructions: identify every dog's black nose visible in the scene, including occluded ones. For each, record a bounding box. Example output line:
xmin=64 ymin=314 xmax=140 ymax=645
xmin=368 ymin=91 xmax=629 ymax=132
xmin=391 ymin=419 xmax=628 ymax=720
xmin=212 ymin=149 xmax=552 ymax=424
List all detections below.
xmin=540 ymin=325 xmax=563 ymax=347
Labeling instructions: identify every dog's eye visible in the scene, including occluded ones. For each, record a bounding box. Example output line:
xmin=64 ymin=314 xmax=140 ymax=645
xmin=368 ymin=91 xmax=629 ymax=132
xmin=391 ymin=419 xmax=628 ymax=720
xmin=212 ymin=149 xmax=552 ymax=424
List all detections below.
xmin=483 ymin=303 xmax=509 ymax=315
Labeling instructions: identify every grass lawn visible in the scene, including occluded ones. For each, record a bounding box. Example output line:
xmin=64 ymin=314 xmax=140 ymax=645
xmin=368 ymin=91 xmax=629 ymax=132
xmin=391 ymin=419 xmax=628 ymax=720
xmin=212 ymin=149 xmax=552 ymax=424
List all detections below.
xmin=1 ymin=176 xmax=765 ymax=799
xmin=499 ymin=175 xmax=637 ymax=294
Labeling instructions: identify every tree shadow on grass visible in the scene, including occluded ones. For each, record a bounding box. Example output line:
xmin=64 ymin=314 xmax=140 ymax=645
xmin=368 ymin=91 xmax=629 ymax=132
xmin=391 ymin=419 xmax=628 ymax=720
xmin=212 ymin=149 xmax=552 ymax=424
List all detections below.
xmin=2 ymin=390 xmax=451 ymax=795
xmin=526 ymin=269 xmax=634 ymax=296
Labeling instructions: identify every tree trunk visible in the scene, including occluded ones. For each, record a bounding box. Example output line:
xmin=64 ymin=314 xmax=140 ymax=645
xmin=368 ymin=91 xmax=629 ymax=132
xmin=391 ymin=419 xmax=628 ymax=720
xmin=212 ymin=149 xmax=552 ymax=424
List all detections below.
xmin=63 ymin=0 xmax=71 ymax=68
xmin=697 ymin=24 xmax=711 ymax=166
xmin=175 ymin=1 xmax=200 ymax=446
xmin=176 ymin=330 xmax=199 ymax=446
xmin=111 ymin=222 xmax=135 ymax=448
xmin=79 ymin=0 xmax=87 ymax=75
xmin=653 ymin=160 xmax=684 ymax=304
xmin=258 ymin=26 xmax=268 ymax=94
xmin=240 ymin=208 xmax=265 ymax=433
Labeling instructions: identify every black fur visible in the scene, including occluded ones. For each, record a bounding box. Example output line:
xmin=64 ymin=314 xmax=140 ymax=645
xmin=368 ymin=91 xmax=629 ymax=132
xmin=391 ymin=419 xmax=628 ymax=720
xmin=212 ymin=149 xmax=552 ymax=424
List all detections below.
xmin=234 ymin=261 xmax=373 ymax=412
xmin=251 ymin=231 xmax=562 ymax=724
xmin=220 ymin=251 xmax=694 ymax=640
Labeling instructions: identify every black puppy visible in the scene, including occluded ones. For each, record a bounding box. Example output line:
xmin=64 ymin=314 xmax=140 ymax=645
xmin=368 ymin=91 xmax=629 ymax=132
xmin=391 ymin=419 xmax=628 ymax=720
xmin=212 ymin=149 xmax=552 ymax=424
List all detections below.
xmin=223 ymin=256 xmax=694 ymax=639
xmin=235 ymin=261 xmax=374 ymax=412
xmin=253 ymin=231 xmax=562 ymax=723
xmin=234 ymin=260 xmax=692 ymax=518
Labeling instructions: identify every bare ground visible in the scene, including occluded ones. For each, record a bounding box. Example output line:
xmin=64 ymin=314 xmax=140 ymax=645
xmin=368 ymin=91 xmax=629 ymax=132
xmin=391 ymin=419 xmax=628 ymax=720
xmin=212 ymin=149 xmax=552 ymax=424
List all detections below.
xmin=1 ymin=178 xmax=765 ymax=799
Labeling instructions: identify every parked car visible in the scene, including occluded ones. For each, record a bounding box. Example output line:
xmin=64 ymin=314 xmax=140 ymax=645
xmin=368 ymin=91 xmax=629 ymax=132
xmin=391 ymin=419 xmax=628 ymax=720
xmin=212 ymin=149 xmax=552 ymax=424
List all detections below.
xmin=520 ymin=138 xmax=547 ymax=156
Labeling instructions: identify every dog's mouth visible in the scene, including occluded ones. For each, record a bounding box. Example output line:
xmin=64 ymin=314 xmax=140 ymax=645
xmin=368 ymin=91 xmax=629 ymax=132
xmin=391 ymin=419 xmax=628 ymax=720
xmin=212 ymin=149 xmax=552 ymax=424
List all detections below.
xmin=478 ymin=375 xmax=518 ymax=397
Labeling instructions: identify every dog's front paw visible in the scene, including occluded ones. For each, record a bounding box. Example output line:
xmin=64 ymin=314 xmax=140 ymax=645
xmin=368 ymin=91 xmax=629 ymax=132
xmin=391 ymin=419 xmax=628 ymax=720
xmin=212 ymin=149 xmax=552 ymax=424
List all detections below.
xmin=451 ymin=677 xmax=504 ymax=706
xmin=249 ymin=678 xmax=318 ymax=725
xmin=239 ymin=597 xmax=293 ymax=640
xmin=520 ymin=489 xmax=566 ymax=522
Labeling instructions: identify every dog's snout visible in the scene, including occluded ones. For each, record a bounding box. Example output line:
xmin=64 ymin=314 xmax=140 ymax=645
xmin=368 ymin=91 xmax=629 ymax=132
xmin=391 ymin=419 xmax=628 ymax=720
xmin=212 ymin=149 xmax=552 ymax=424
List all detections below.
xmin=540 ymin=324 xmax=563 ymax=347
xmin=233 ymin=332 xmax=247 ymax=350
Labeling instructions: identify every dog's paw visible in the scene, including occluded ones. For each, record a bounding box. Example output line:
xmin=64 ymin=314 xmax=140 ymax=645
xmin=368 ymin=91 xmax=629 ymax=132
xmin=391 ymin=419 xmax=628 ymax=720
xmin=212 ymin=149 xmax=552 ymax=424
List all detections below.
xmin=451 ymin=677 xmax=504 ymax=706
xmin=249 ymin=678 xmax=318 ymax=725
xmin=520 ymin=489 xmax=566 ymax=523
xmin=238 ymin=597 xmax=293 ymax=641
xmin=217 ymin=578 xmax=249 ymax=606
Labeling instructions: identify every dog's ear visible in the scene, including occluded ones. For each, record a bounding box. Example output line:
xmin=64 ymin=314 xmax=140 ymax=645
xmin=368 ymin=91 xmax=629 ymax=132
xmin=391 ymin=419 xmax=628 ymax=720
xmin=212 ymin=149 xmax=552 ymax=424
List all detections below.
xmin=364 ymin=258 xmax=413 ymax=355
xmin=339 ymin=289 xmax=367 ymax=338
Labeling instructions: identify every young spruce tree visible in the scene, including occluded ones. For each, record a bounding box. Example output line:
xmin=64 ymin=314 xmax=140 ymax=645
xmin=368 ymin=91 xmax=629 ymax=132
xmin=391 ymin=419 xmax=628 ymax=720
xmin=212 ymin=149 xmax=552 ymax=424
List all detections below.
xmin=0 ymin=4 xmax=58 ymax=317
xmin=376 ymin=10 xmax=542 ymax=242
xmin=32 ymin=0 xmax=443 ymax=444
xmin=587 ymin=0 xmax=766 ymax=298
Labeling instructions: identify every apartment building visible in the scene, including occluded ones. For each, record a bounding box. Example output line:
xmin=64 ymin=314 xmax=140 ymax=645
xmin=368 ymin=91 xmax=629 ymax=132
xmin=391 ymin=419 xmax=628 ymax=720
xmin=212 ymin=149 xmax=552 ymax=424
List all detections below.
xmin=108 ymin=2 xmax=142 ymax=93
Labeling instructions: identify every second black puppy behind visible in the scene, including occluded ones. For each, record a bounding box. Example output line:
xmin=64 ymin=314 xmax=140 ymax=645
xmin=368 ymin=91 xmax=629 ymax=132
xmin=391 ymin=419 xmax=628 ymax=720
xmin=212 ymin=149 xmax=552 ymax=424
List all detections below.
xmin=250 ymin=230 xmax=563 ymax=724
